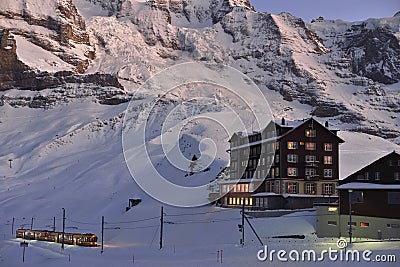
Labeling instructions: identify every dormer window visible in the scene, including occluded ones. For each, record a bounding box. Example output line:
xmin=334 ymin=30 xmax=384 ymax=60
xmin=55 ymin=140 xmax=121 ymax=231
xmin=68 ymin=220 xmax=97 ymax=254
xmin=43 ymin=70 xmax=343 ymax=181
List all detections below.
xmin=305 ymin=129 xmax=316 ymax=137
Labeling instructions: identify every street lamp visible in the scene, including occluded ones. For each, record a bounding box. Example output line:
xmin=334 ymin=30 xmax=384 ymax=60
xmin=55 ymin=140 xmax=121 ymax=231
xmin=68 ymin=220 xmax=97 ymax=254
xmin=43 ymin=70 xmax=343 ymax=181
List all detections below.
xmin=348 ymin=189 xmax=353 ymax=244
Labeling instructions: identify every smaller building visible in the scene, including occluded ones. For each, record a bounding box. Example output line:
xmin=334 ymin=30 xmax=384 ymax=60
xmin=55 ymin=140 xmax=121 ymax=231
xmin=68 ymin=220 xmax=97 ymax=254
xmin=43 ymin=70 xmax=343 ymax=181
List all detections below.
xmin=316 ymin=151 xmax=400 ymax=240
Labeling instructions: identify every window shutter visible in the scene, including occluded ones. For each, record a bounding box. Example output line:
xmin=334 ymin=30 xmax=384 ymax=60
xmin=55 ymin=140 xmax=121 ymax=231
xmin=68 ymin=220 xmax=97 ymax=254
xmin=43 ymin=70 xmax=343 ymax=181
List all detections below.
xmin=304 ymin=183 xmax=307 ymax=194
xmin=333 ymin=183 xmax=336 ymax=195
xmin=284 ymin=182 xmax=288 ymax=193
xmin=296 ymin=182 xmax=299 ymax=194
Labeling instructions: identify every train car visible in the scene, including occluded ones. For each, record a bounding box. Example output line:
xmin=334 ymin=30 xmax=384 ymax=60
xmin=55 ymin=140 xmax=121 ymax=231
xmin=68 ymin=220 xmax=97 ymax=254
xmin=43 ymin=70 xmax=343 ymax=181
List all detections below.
xmin=16 ymin=229 xmax=97 ymax=247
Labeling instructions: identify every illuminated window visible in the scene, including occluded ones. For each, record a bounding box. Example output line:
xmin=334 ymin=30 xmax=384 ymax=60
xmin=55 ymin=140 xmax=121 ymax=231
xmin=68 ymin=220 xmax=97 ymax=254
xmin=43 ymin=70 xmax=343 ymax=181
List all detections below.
xmin=305 ymin=183 xmax=317 ymax=194
xmin=287 ymin=154 xmax=298 ymax=163
xmin=323 ymin=183 xmax=334 ymax=195
xmin=286 ymin=182 xmax=297 ymax=193
xmin=287 ymin=167 xmax=298 ymax=177
xmin=306 ymin=142 xmax=316 ymax=150
xmin=232 ymin=198 xmax=236 ymax=205
xmin=287 ymin=141 xmax=298 ymax=150
xmin=305 ymin=129 xmax=316 ymax=137
xmin=324 ymin=143 xmax=333 ymax=151
xmin=360 ymin=222 xmax=369 ymax=227
xmin=229 ymin=198 xmax=233 ymax=205
xmin=324 ymin=156 xmax=333 ymax=165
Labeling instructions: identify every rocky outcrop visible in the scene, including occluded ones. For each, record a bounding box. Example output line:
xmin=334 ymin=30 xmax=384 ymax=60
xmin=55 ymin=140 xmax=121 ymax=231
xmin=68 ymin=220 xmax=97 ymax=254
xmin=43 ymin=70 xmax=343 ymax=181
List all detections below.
xmin=0 ymin=0 xmax=94 ymax=73
xmin=0 ymin=30 xmax=29 ymax=89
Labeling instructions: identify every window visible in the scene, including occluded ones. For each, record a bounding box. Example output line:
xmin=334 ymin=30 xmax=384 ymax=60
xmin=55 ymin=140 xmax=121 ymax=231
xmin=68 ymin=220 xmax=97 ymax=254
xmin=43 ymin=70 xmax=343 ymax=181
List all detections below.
xmin=286 ymin=182 xmax=298 ymax=193
xmin=360 ymin=222 xmax=369 ymax=227
xmin=287 ymin=154 xmax=298 ymax=163
xmin=275 ymin=167 xmax=280 ymax=177
xmin=324 ymin=156 xmax=333 ymax=165
xmin=395 ymin=172 xmax=400 ymax=181
xmin=364 ymin=172 xmax=369 ymax=180
xmin=323 ymin=183 xmax=334 ymax=195
xmin=347 ymin=222 xmax=357 ymax=226
xmin=375 ymin=172 xmax=381 ymax=180
xmin=287 ymin=167 xmax=298 ymax=177
xmin=275 ymin=154 xmax=280 ymax=164
xmin=305 ymin=168 xmax=317 ymax=177
xmin=324 ymin=143 xmax=333 ymax=151
xmin=305 ymin=129 xmax=316 ymax=137
xmin=351 ymin=191 xmax=364 ymax=203
xmin=305 ymin=183 xmax=317 ymax=194
xmin=356 ymin=174 xmax=364 ymax=181
xmin=398 ymin=160 xmax=400 ymax=166
xmin=262 ymin=157 xmax=265 ymax=165
xmin=324 ymin=169 xmax=333 ymax=178
xmin=306 ymin=142 xmax=316 ymax=150
xmin=389 ymin=160 xmax=394 ymax=166
xmin=388 ymin=192 xmax=400 ymax=204
xmin=328 ymin=221 xmax=337 ymax=226
xmin=287 ymin=141 xmax=298 ymax=150
xmin=305 ymin=155 xmax=317 ymax=163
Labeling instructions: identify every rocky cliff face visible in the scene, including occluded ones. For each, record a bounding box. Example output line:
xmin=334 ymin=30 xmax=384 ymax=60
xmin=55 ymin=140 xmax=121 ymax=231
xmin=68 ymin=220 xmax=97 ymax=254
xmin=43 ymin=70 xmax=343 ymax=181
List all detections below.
xmin=0 ymin=0 xmax=399 ymax=142
xmin=0 ymin=0 xmax=94 ymax=74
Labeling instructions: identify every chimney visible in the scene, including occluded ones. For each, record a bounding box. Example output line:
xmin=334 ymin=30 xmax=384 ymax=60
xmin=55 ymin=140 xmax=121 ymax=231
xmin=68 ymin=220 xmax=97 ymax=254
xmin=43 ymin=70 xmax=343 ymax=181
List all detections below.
xmin=325 ymin=121 xmax=329 ymax=128
xmin=281 ymin=117 xmax=286 ymax=125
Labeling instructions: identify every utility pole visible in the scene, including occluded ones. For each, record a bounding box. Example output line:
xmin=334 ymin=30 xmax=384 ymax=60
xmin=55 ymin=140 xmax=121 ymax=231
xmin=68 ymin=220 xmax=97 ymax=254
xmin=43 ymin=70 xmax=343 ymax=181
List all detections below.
xmin=241 ymin=203 xmax=245 ymax=247
xmin=160 ymin=206 xmax=164 ymax=250
xmin=101 ymin=216 xmax=104 ymax=254
xmin=12 ymin=217 xmax=15 ymax=235
xmin=53 ymin=216 xmax=56 ymax=232
xmin=348 ymin=190 xmax=353 ymax=244
xmin=62 ymin=208 xmax=65 ymax=250
xmin=30 ymin=217 xmax=34 ymax=230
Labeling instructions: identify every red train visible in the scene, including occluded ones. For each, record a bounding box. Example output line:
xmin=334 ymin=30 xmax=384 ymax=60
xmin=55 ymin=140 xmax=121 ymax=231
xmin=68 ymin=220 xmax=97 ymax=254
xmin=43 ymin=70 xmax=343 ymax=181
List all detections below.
xmin=16 ymin=229 xmax=97 ymax=247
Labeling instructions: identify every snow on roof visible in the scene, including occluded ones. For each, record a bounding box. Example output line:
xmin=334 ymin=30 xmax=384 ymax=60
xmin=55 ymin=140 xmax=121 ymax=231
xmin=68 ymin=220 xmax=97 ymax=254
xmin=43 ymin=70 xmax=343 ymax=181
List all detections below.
xmin=338 ymin=131 xmax=400 ymax=179
xmin=337 ymin=182 xmax=400 ymax=190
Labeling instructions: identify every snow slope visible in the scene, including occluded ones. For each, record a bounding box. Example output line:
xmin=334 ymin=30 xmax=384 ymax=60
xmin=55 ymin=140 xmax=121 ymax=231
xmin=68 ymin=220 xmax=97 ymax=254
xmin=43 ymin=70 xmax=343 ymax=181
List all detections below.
xmin=0 ymin=93 xmax=399 ymax=265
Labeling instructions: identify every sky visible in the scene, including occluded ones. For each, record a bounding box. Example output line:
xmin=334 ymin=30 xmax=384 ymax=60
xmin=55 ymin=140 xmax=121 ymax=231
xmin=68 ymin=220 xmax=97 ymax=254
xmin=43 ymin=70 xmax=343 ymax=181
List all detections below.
xmin=250 ymin=0 xmax=400 ymax=22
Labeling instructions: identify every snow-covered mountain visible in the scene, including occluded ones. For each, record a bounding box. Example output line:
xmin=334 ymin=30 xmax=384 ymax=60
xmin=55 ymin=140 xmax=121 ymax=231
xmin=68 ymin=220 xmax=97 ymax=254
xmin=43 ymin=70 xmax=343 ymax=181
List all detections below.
xmin=1 ymin=1 xmax=400 ymax=265
xmin=0 ymin=0 xmax=399 ymax=140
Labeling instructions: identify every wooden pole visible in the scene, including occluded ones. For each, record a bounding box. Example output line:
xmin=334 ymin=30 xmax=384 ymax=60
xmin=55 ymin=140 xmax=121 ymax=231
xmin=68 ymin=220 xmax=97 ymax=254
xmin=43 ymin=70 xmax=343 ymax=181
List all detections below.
xmin=62 ymin=208 xmax=65 ymax=250
xmin=159 ymin=206 xmax=164 ymax=250
xmin=101 ymin=216 xmax=104 ymax=254
xmin=241 ymin=202 xmax=245 ymax=247
xmin=12 ymin=217 xmax=15 ymax=235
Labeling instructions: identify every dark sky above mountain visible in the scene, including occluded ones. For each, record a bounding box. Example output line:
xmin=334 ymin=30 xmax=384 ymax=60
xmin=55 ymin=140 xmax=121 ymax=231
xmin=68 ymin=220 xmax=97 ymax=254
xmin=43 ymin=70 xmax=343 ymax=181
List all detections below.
xmin=251 ymin=0 xmax=400 ymax=22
